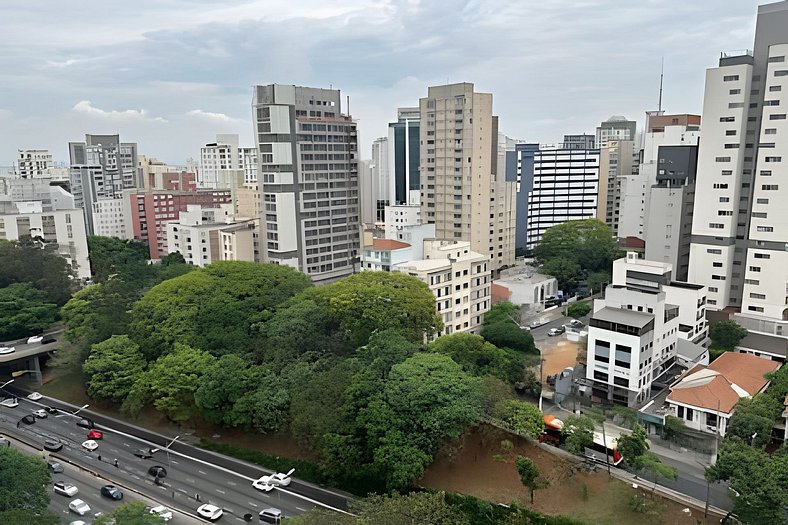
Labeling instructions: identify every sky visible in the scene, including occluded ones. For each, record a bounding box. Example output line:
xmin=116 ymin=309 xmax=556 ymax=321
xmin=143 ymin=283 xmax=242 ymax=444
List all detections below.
xmin=0 ymin=0 xmax=764 ymax=166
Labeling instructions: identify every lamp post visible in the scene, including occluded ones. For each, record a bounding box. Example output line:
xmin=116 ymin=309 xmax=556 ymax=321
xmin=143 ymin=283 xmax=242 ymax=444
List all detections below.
xmin=0 ymin=379 xmax=13 ymax=422
xmin=165 ymin=435 xmax=180 ymax=473
xmin=73 ymin=404 xmax=90 ymax=416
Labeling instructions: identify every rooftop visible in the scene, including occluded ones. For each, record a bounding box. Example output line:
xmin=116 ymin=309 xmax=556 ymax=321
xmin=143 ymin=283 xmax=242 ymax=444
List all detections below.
xmin=371 ymin=238 xmax=411 ymax=251
xmin=592 ymin=306 xmax=654 ymax=328
xmin=737 ymin=332 xmax=788 ymax=358
xmin=667 ymin=352 xmax=780 ymax=413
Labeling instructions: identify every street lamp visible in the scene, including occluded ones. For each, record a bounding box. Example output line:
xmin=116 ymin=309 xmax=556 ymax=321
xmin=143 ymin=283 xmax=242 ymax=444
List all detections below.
xmin=73 ymin=404 xmax=90 ymax=416
xmin=165 ymin=435 xmax=180 ymax=473
xmin=0 ymin=379 xmax=13 ymax=422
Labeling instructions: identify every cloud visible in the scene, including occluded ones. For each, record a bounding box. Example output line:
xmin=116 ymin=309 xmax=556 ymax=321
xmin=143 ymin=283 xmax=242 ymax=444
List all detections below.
xmin=72 ymin=100 xmax=168 ymax=123
xmin=186 ymin=109 xmax=243 ymax=123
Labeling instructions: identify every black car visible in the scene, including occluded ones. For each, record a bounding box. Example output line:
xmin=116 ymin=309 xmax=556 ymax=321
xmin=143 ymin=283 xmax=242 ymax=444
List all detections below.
xmin=44 ymin=406 xmax=58 ymax=415
xmin=43 ymin=438 xmax=63 ymax=452
xmin=19 ymin=415 xmax=36 ymax=425
xmin=134 ymin=448 xmax=155 ymax=459
xmin=47 ymin=459 xmax=64 ymax=473
xmin=41 ymin=337 xmax=56 ymax=345
xmin=148 ymin=465 xmax=167 ymax=479
xmin=100 ymin=485 xmax=123 ymax=500
xmin=76 ymin=418 xmax=93 ymax=429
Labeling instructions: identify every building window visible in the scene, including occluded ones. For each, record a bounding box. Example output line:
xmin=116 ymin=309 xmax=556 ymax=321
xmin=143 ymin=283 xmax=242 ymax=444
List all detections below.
xmin=723 ymin=75 xmax=740 ymax=81
xmin=769 ymin=114 xmax=787 ymax=120
xmin=593 ymin=371 xmax=608 ymax=382
xmin=613 ymin=376 xmax=629 ymax=387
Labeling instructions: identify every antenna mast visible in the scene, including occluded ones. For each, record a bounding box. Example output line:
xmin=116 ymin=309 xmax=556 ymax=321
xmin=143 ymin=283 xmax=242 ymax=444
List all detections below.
xmin=658 ymin=57 xmax=664 ymax=112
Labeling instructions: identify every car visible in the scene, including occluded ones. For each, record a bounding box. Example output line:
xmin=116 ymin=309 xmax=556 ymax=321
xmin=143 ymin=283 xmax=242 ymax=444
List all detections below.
xmin=27 ymin=391 xmax=43 ymax=401
xmin=197 ymin=503 xmax=223 ymax=521
xmin=41 ymin=337 xmax=57 ymax=345
xmin=547 ymin=327 xmax=565 ymax=336
xmin=569 ymin=319 xmax=584 ymax=328
xmin=68 ymin=521 xmax=88 ymax=525
xmin=0 ymin=346 xmax=15 ymax=355
xmin=53 ymin=481 xmax=79 ymax=497
xmin=0 ymin=397 xmax=19 ymax=408
xmin=252 ymin=468 xmax=295 ymax=492
xmin=48 ymin=459 xmax=64 ymax=473
xmin=69 ymin=498 xmax=91 ymax=516
xmin=87 ymin=429 xmax=103 ymax=440
xmin=81 ymin=439 xmax=99 ymax=451
xmin=0 ymin=436 xmax=10 ymax=448
xmin=100 ymin=485 xmax=123 ymax=500
xmin=259 ymin=508 xmax=283 ymax=524
xmin=148 ymin=465 xmax=167 ymax=478
xmin=148 ymin=505 xmax=173 ymax=522
xmin=33 ymin=409 xmax=48 ymax=419
xmin=44 ymin=438 xmax=63 ymax=452
xmin=20 ymin=414 xmax=37 ymax=425
xmin=44 ymin=406 xmax=58 ymax=414
xmin=76 ymin=418 xmax=94 ymax=429
xmin=27 ymin=335 xmax=43 ymax=344
xmin=133 ymin=447 xmax=158 ymax=459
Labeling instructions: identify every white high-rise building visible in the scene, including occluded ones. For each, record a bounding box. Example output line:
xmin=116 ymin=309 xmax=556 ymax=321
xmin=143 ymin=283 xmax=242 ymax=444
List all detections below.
xmin=16 ymin=150 xmax=53 ymax=178
xmin=199 ymin=134 xmax=241 ymax=189
xmin=360 ymin=137 xmax=390 ymax=224
xmin=689 ymin=1 xmax=788 ymax=330
xmin=420 ymin=83 xmax=515 ymax=274
xmin=252 ymin=84 xmax=361 ymax=282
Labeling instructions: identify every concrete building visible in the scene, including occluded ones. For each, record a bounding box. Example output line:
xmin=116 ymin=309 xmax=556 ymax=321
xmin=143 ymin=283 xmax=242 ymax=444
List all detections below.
xmin=125 ymin=188 xmax=233 ymax=260
xmin=585 ymin=253 xmax=708 ymax=406
xmin=240 ymin=147 xmax=258 ymax=188
xmin=395 ymin=239 xmax=490 ymax=336
xmin=600 ymin=140 xmax=639 ymax=237
xmin=388 ymin=107 xmax=421 ymax=206
xmin=0 ymin=201 xmax=91 ymax=279
xmin=493 ymin=261 xmax=559 ymax=306
xmin=362 ymin=136 xmax=389 ymax=224
xmin=563 ymin=134 xmax=596 ymax=149
xmin=69 ymin=134 xmax=140 ymax=236
xmin=199 ymin=134 xmax=241 ymax=189
xmin=514 ymin=143 xmax=539 ymax=253
xmin=166 ymin=204 xmax=256 ymax=267
xmin=16 ymin=150 xmax=53 ymax=178
xmin=252 ymin=84 xmax=361 ymax=282
xmin=666 ymin=351 xmax=779 ymax=436
xmin=689 ymin=2 xmax=788 ymax=334
xmin=138 ymin=156 xmax=189 ymax=189
xmin=419 ymin=83 xmax=515 ymax=274
xmin=596 ymin=116 xmax=637 ymax=147
xmin=361 ymin=238 xmax=413 ymax=271
xmin=92 ymin=198 xmax=128 ymax=238
xmin=524 ymin=146 xmax=602 ymax=252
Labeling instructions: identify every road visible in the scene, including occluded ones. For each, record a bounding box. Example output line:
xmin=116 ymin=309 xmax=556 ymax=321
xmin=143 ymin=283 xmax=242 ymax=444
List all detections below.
xmin=0 ymin=328 xmax=64 ymax=364
xmin=0 ymin=392 xmax=348 ymax=523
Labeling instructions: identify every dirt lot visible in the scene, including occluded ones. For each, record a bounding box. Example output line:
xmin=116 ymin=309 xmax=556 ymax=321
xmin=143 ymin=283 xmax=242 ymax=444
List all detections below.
xmin=540 ymin=338 xmax=583 ymax=379
xmin=421 ymin=425 xmax=719 ymax=525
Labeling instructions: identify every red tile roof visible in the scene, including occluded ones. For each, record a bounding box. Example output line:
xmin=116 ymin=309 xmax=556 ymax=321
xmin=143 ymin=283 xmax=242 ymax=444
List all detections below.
xmin=371 ymin=239 xmax=411 ymax=250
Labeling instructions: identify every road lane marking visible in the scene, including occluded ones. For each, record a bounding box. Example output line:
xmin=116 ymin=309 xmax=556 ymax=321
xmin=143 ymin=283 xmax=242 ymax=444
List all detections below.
xmin=296 ymin=507 xmax=306 ymax=512
xmin=227 ymin=481 xmax=236 ymax=486
xmin=198 ymin=470 xmax=206 ymax=475
xmin=216 ymin=488 xmax=226 ymax=494
xmin=248 ymin=502 xmax=257 ymax=507
xmin=185 ymin=478 xmax=196 ymax=483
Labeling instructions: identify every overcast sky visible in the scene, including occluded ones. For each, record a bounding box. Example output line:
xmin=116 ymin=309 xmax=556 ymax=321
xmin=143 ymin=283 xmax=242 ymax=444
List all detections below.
xmin=0 ymin=0 xmax=763 ymax=166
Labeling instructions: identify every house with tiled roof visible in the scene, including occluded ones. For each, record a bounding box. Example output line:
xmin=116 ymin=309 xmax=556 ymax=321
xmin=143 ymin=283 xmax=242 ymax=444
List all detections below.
xmin=666 ymin=352 xmax=780 ymax=436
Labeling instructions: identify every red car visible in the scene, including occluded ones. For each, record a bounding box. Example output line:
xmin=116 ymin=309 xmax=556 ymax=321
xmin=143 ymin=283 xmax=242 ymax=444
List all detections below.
xmin=87 ymin=429 xmax=103 ymax=440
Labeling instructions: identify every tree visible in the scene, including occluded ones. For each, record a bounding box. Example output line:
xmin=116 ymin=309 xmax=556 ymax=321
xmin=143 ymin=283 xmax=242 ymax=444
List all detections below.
xmin=428 ymin=333 xmax=525 ymax=383
xmin=61 ymin=279 xmax=137 ymax=353
xmin=565 ymin=301 xmax=591 ymax=319
xmin=485 ymin=301 xmax=521 ymax=325
xmin=309 ymin=270 xmax=443 ymax=347
xmin=709 ymin=320 xmax=748 ymax=353
xmin=0 ymin=283 xmax=58 ymax=339
xmin=87 ymin=236 xmax=150 ymax=283
xmin=561 ymin=415 xmax=595 ymax=454
xmin=0 ymin=510 xmax=59 ymax=525
xmin=586 ymin=271 xmax=611 ymax=296
xmin=534 ymin=219 xmax=620 ymax=273
xmin=0 ymin=238 xmax=75 ymax=305
xmin=480 ymin=376 xmax=514 ymax=415
xmin=83 ymin=335 xmax=147 ymax=402
xmin=617 ymin=424 xmax=649 ymax=467
xmin=515 ymin=456 xmax=541 ymax=503
xmin=129 ymin=261 xmax=312 ymax=359
xmin=725 ymin=396 xmax=782 ymax=448
xmin=661 ymin=415 xmax=685 ymax=440
xmin=480 ymin=321 xmax=537 ymax=354
xmin=93 ymin=501 xmax=166 ymax=524
xmin=637 ymin=452 xmax=677 ymax=495
xmin=495 ymin=400 xmax=544 ymax=439
xmin=122 ymin=343 xmax=216 ymax=421
xmin=539 ymin=258 xmax=582 ymax=294
xmin=0 ymin=447 xmax=51 ymax=513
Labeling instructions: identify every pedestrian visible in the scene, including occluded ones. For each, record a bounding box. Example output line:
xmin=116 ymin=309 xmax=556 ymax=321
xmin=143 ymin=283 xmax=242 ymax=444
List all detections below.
xmin=97 ymin=454 xmax=101 ymax=462
xmin=195 ymin=493 xmax=201 ymax=502
xmin=113 ymin=458 xmax=118 ymax=468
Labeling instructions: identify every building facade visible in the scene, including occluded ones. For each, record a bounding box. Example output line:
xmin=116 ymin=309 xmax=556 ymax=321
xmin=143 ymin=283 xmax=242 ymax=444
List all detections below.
xmin=16 ymin=150 xmax=53 ymax=178
xmin=388 ymin=107 xmax=421 ymax=206
xmin=166 ymin=204 xmax=255 ymax=267
xmin=199 ymin=134 xmax=241 ymax=189
xmin=596 ymin=116 xmax=637 ymax=147
xmin=252 ymin=84 xmax=361 ymax=282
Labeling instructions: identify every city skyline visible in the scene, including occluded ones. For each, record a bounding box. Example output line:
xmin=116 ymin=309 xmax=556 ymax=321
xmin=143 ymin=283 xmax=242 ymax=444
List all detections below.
xmin=0 ymin=0 xmax=761 ymax=164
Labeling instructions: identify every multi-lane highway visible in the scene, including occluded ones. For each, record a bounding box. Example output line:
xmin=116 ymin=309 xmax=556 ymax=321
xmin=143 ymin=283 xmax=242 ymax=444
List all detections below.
xmin=0 ymin=390 xmax=351 ymax=523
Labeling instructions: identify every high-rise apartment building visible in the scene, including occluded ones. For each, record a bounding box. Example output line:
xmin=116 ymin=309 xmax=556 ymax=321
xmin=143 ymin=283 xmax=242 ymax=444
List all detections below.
xmin=388 ymin=107 xmax=421 ymax=206
xmin=252 ymin=84 xmax=361 ymax=282
xmin=563 ymin=134 xmax=596 ymax=149
xmin=16 ymin=150 xmax=53 ymax=178
xmin=419 ymin=83 xmax=515 ymax=273
xmin=688 ymin=1 xmax=788 ymax=328
xmin=368 ymin=136 xmax=390 ymax=223
xmin=596 ymin=116 xmax=637 ymax=147
xmin=69 ymin=134 xmax=140 ymax=236
xmin=199 ymin=134 xmax=243 ymax=189
xmin=600 ymin=140 xmax=639 ymax=237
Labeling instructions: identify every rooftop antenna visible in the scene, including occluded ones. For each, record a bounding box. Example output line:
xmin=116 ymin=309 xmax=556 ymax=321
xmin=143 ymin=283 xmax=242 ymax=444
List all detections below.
xmin=658 ymin=57 xmax=664 ymax=112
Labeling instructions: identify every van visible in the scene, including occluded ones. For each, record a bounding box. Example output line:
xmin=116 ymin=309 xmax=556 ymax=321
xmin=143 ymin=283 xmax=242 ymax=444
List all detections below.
xmin=259 ymin=508 xmax=282 ymax=524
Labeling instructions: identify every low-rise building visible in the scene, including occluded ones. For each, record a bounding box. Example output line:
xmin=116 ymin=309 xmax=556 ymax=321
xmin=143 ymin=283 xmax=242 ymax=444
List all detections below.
xmin=361 ymin=238 xmax=413 ymax=272
xmin=166 ymin=204 xmax=256 ymax=267
xmin=666 ymin=352 xmax=779 ymax=436
xmin=493 ymin=260 xmax=559 ymax=307
xmin=395 ymin=240 xmax=490 ymax=337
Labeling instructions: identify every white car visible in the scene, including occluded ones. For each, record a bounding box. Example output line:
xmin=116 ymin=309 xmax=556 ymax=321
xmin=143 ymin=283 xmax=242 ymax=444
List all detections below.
xmin=53 ymin=481 xmax=79 ymax=497
xmin=252 ymin=468 xmax=295 ymax=491
xmin=69 ymin=498 xmax=91 ymax=516
xmin=69 ymin=521 xmax=88 ymax=525
xmin=33 ymin=409 xmax=48 ymax=419
xmin=197 ymin=503 xmax=223 ymax=521
xmin=27 ymin=335 xmax=43 ymax=344
xmin=81 ymin=439 xmax=99 ymax=451
xmin=149 ymin=505 xmax=173 ymax=521
xmin=0 ymin=346 xmax=15 ymax=355
xmin=27 ymin=391 xmax=43 ymax=401
xmin=0 ymin=398 xmax=18 ymax=408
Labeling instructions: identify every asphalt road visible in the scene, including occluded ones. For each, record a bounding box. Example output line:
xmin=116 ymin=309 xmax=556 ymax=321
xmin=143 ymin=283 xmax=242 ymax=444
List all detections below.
xmin=0 ymin=394 xmax=343 ymax=523
xmin=0 ymin=328 xmax=63 ymax=364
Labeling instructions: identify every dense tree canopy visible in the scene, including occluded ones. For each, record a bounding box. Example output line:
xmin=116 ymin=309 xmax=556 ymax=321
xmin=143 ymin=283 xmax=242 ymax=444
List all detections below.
xmin=495 ymin=400 xmax=544 ymax=439
xmin=481 ymin=320 xmax=537 ymax=355
xmin=0 ymin=283 xmax=59 ymax=339
xmin=566 ymin=301 xmax=591 ymax=320
xmin=709 ymin=320 xmax=748 ymax=352
xmin=0 ymin=238 xmax=75 ymax=305
xmin=129 ymin=261 xmax=312 ymax=359
xmin=428 ymin=333 xmax=525 ymax=383
xmin=93 ymin=501 xmax=166 ymax=525
xmin=0 ymin=447 xmax=51 ymax=513
xmin=83 ymin=335 xmax=147 ymax=402
xmin=561 ymin=415 xmax=595 ymax=454
xmin=87 ymin=236 xmax=150 ymax=283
